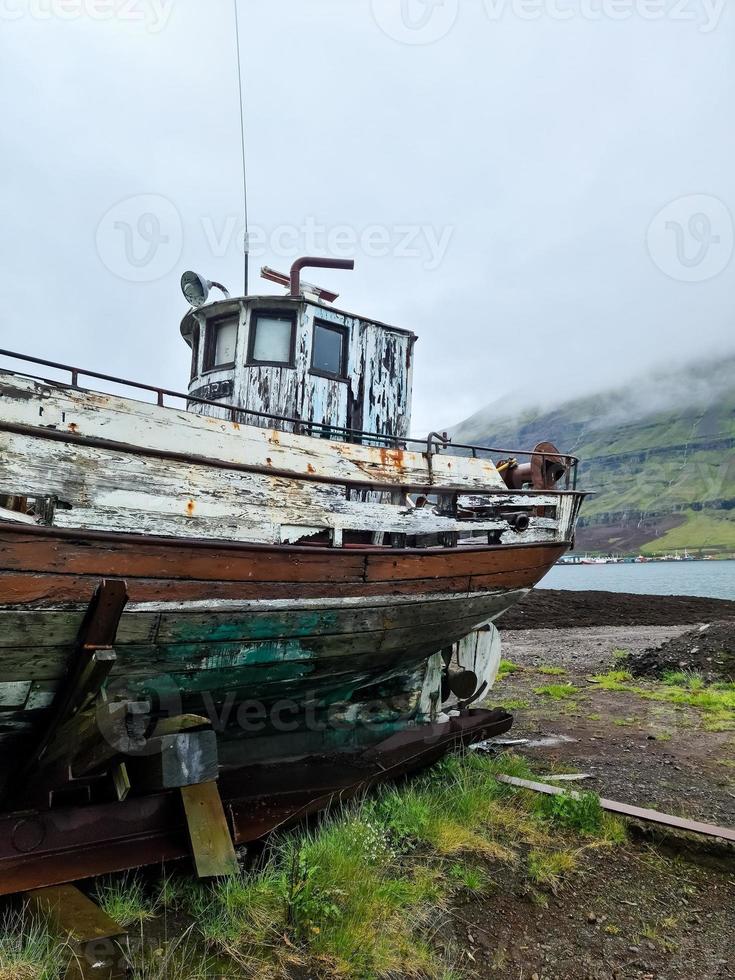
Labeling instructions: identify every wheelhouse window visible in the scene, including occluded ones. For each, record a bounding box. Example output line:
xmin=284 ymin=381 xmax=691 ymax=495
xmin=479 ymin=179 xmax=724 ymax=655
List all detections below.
xmin=311 ymin=320 xmax=348 ymax=380
xmin=203 ymin=316 xmax=238 ymax=372
xmin=248 ymin=312 xmax=296 ymax=366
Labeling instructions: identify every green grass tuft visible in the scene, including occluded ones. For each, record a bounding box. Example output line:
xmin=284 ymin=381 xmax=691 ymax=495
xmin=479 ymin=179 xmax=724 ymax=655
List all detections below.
xmin=662 ymin=670 xmax=706 ymax=690
xmin=95 ymin=874 xmax=158 ymax=928
xmin=590 ymin=670 xmax=634 ymax=690
xmin=0 ymin=908 xmax=66 ymax=980
xmin=498 ymin=659 xmax=522 ymax=678
xmin=497 ymin=698 xmax=530 ymax=711
xmin=527 ymin=850 xmax=577 ymax=892
xmin=534 ymin=683 xmax=580 ymax=700
xmin=590 ymin=671 xmax=734 ymax=729
xmin=536 ymin=666 xmax=567 ymax=676
xmin=537 ymin=791 xmax=604 ymax=835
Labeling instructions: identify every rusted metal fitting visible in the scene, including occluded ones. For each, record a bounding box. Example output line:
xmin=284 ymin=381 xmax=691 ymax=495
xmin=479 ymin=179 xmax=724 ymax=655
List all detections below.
xmin=507 ymin=512 xmax=531 ymax=533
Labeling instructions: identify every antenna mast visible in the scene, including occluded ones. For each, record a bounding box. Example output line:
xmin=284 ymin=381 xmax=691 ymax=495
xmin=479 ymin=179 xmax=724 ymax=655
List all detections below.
xmin=233 ymin=0 xmax=249 ymax=295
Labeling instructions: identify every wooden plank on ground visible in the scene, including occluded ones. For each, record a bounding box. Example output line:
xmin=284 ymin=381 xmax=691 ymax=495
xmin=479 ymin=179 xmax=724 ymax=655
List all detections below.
xmin=26 ymin=884 xmax=125 ymax=943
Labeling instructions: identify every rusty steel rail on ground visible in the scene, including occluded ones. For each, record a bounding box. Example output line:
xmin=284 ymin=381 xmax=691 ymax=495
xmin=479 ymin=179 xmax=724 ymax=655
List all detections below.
xmin=496 ymin=775 xmax=735 ymax=843
xmin=0 ymin=348 xmax=579 ymax=488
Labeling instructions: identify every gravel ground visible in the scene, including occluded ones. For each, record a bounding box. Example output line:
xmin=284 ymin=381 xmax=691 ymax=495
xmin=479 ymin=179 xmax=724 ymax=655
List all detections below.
xmin=450 ymin=617 xmax=735 ymax=979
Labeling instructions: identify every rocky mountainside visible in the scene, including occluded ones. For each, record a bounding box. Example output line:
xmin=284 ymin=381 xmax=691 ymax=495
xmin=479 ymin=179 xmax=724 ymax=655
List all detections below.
xmin=450 ymin=356 xmax=735 ymax=555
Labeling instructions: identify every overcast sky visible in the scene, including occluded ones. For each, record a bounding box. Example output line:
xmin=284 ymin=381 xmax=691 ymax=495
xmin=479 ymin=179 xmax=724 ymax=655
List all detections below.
xmin=1 ymin=0 xmax=734 ymax=435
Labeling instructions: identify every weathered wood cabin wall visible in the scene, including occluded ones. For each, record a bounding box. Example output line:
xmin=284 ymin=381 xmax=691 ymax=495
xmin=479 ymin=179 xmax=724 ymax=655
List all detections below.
xmin=182 ymin=298 xmax=416 ymax=441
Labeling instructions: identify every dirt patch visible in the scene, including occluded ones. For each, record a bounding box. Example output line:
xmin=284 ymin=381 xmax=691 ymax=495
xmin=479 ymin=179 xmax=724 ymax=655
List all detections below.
xmin=460 ymin=622 xmax=735 ymax=978
xmin=492 ymin=625 xmax=735 ymax=824
xmin=446 ymin=844 xmax=735 ymax=980
xmin=631 ymin=621 xmax=735 ymax=684
xmin=500 ymin=590 xmax=735 ymax=631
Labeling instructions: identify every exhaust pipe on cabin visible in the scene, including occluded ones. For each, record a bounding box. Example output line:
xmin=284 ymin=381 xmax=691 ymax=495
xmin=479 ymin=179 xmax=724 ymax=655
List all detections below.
xmin=289 ymin=257 xmax=356 ymax=297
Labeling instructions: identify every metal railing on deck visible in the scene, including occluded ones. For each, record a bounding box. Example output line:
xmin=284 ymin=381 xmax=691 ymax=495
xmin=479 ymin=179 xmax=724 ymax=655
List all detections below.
xmin=0 ymin=349 xmax=579 ymax=490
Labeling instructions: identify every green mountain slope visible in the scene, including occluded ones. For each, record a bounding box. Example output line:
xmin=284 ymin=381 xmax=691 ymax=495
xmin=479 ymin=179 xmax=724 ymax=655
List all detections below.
xmin=450 ymin=356 xmax=735 ymax=555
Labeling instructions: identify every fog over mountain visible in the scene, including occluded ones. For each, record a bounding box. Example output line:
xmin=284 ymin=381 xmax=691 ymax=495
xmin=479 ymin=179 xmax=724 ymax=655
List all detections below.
xmin=450 ymin=352 xmax=735 ymax=446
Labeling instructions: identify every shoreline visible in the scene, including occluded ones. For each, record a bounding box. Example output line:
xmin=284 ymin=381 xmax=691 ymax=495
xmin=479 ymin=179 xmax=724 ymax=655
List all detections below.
xmin=500 ymin=588 xmax=735 ymax=630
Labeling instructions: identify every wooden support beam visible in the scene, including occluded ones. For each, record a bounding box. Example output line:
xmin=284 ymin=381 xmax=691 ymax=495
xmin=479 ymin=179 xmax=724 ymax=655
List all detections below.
xmin=181 ymin=781 xmax=239 ymax=879
xmin=9 ymin=580 xmax=128 ymax=805
xmin=127 ymin=730 xmax=219 ymax=794
xmin=28 ymin=580 xmax=129 ymax=769
xmin=26 ymin=884 xmax=126 ymax=980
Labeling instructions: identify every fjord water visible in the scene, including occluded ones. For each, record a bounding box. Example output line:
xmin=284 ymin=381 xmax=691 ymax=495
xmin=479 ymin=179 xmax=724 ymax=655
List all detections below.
xmin=539 ymin=560 xmax=735 ymax=601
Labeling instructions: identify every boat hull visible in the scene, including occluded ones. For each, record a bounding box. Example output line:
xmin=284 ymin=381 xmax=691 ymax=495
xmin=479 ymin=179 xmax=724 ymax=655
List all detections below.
xmin=0 ymin=524 xmax=566 ymax=777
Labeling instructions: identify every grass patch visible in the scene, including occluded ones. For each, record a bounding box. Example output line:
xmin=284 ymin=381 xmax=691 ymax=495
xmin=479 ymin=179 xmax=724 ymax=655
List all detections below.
xmin=536 ymin=666 xmax=567 ymax=676
xmin=662 ymin=670 xmax=706 ymax=690
xmin=640 ymin=510 xmax=735 ymax=555
xmin=537 ymin=791 xmax=604 ymax=835
xmin=527 ymin=850 xmax=577 ymax=893
xmin=612 ymin=649 xmax=630 ymax=663
xmin=590 ymin=671 xmax=735 ymax=730
xmin=170 ymin=751 xmax=626 ymax=978
xmin=590 ymin=670 xmax=634 ymax=690
xmin=120 ymin=930 xmax=221 ymax=980
xmin=447 ymin=862 xmax=491 ymax=894
xmin=534 ymin=683 xmax=580 ymax=700
xmin=0 ymin=908 xmax=66 ymax=980
xmin=498 ymin=659 xmax=522 ymax=678
xmin=495 ymin=697 xmax=530 ymax=711
xmin=95 ymin=874 xmax=158 ymax=927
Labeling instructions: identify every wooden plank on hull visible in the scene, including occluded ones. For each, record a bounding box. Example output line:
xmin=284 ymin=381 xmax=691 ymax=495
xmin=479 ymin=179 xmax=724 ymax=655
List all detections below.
xmin=0 ymin=593 xmax=517 ymax=679
xmin=0 ymin=570 xmax=478 ymax=606
xmin=0 ymin=529 xmax=368 ymax=583
xmin=0 ymin=431 xmax=560 ymax=543
xmin=365 ymin=545 xmax=564 ymax=582
xmin=0 ymin=372 xmax=507 ymax=493
xmin=0 ymin=527 xmax=567 ymax=589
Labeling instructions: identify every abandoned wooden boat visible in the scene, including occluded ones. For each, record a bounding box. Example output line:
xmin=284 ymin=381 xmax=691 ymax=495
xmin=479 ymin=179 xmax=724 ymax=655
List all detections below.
xmin=0 ymin=258 xmax=584 ymax=890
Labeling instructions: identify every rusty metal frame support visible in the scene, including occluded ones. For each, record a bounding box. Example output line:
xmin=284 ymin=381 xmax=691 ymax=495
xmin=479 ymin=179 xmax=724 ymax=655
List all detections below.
xmin=496 ymin=776 xmax=735 ymax=843
xmin=0 ymin=708 xmax=512 ymax=896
